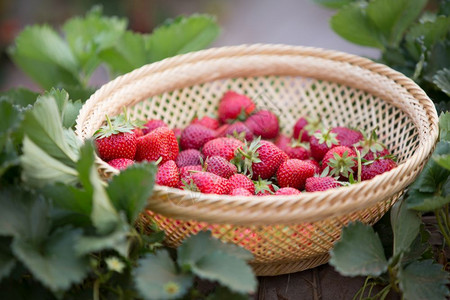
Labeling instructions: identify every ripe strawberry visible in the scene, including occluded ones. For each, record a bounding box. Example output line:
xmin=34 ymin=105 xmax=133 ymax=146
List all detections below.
xmin=205 ymin=156 xmax=237 ymax=179
xmin=108 ymin=158 xmax=134 ymax=170
xmin=310 ymin=129 xmax=339 ymax=162
xmin=361 ymin=158 xmax=397 ymax=181
xmin=245 ymin=110 xmax=279 ymax=139
xmin=202 ymin=137 xmax=243 ymax=161
xmin=221 ymin=122 xmax=254 ymax=142
xmin=156 ymin=160 xmax=179 ymax=188
xmin=191 ymin=116 xmax=220 ymax=130
xmin=274 ymin=134 xmax=291 ymax=152
xmin=331 ymin=126 xmax=363 ymax=147
xmin=275 ymin=187 xmax=301 ymax=195
xmin=322 ymin=146 xmax=357 ymax=179
xmin=234 ymin=137 xmax=286 ymax=179
xmin=306 ymin=159 xmax=321 ymax=174
xmin=176 ymin=149 xmax=204 ymax=168
xmin=179 ymin=165 xmax=202 ymax=188
xmin=230 ymin=188 xmax=253 ymax=196
xmin=293 ymin=117 xmax=322 ymax=142
xmin=254 ymin=177 xmax=276 ymax=196
xmin=276 ymin=159 xmax=316 ymax=190
xmin=285 ymin=140 xmax=310 ymax=160
xmin=187 ymin=171 xmax=231 ymax=195
xmin=305 ymin=176 xmax=340 ymax=192
xmin=357 ymin=129 xmax=390 ymax=160
xmin=180 ymin=124 xmax=216 ymax=150
xmin=363 ymin=148 xmax=390 ymax=161
xmin=135 ymin=126 xmax=178 ymax=163
xmin=218 ymin=91 xmax=256 ymax=123
xmin=215 ymin=124 xmax=230 ymax=137
xmin=94 ymin=115 xmax=137 ymax=161
xmin=133 ymin=127 xmax=144 ymax=137
xmin=142 ymin=119 xmax=168 ymax=135
xmin=228 ymin=173 xmax=255 ymax=194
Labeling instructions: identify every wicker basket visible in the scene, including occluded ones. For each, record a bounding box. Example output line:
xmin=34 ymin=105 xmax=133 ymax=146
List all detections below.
xmin=75 ymin=44 xmax=439 ymax=276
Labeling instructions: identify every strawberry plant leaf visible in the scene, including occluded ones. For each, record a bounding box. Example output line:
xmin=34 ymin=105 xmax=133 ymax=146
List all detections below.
xmin=0 ymin=88 xmax=39 ymax=108
xmin=390 ymin=198 xmax=421 ymax=257
xmin=312 ymin=0 xmax=355 ymax=9
xmin=134 ymin=250 xmax=193 ymax=300
xmin=106 ymin=162 xmax=157 ymax=223
xmin=330 ymin=222 xmax=388 ymax=277
xmin=439 ymin=112 xmax=450 ymax=142
xmin=398 ymin=260 xmax=449 ymax=300
xmin=433 ymin=153 xmax=450 ymax=170
xmin=0 ymin=237 xmax=16 ymax=282
xmin=42 ymin=89 xmax=82 ymax=129
xmin=433 ymin=68 xmax=450 ymax=97
xmin=146 ymin=14 xmax=220 ymax=63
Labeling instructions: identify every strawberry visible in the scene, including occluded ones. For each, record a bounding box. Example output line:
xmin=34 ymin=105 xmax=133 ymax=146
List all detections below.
xmin=285 ymin=140 xmax=310 ymax=160
xmin=230 ymin=188 xmax=253 ymax=196
xmin=179 ymin=165 xmax=202 ymax=188
xmin=94 ymin=115 xmax=137 ymax=161
xmin=156 ymin=160 xmax=179 ymax=188
xmin=331 ymin=126 xmax=363 ymax=147
xmin=361 ymin=158 xmax=397 ymax=181
xmin=191 ymin=116 xmax=220 ymax=130
xmin=180 ymin=124 xmax=216 ymax=150
xmin=275 ymin=187 xmax=301 ymax=195
xmin=322 ymin=146 xmax=357 ymax=179
xmin=221 ymin=122 xmax=254 ymax=142
xmin=357 ymin=129 xmax=390 ymax=160
xmin=218 ymin=91 xmax=256 ymax=123
xmin=187 ymin=171 xmax=231 ymax=195
xmin=173 ymin=128 xmax=182 ymax=140
xmin=276 ymin=159 xmax=316 ymax=190
xmin=363 ymin=148 xmax=390 ymax=161
xmin=305 ymin=176 xmax=340 ymax=192
xmin=215 ymin=124 xmax=230 ymax=137
xmin=202 ymin=137 xmax=243 ymax=161
xmin=293 ymin=117 xmax=322 ymax=142
xmin=306 ymin=159 xmax=321 ymax=174
xmin=142 ymin=119 xmax=168 ymax=135
xmin=274 ymin=134 xmax=291 ymax=152
xmin=234 ymin=137 xmax=286 ymax=179
xmin=176 ymin=149 xmax=204 ymax=168
xmin=135 ymin=126 xmax=178 ymax=163
xmin=205 ymin=156 xmax=237 ymax=179
xmin=245 ymin=110 xmax=279 ymax=139
xmin=228 ymin=173 xmax=255 ymax=194
xmin=254 ymin=177 xmax=276 ymax=196
xmin=108 ymin=158 xmax=134 ymax=170
xmin=133 ymin=127 xmax=144 ymax=137
xmin=310 ymin=129 xmax=339 ymax=162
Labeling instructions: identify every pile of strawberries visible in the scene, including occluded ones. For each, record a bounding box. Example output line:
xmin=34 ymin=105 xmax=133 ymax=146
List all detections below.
xmin=94 ymin=91 xmax=397 ymax=196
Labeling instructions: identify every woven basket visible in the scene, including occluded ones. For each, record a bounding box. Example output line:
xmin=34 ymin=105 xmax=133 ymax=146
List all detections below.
xmin=76 ymin=44 xmax=439 ymax=276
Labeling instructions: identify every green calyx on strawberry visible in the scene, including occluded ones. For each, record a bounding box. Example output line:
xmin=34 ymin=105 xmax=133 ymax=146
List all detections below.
xmin=322 ymin=146 xmax=357 ymax=179
xmin=94 ymin=114 xmax=134 ymax=139
xmin=313 ymin=130 xmax=339 ymax=148
xmin=310 ymin=129 xmax=339 ymax=161
xmin=253 ymin=177 xmax=278 ymax=196
xmin=232 ymin=136 xmax=262 ymax=177
xmin=293 ymin=116 xmax=322 ymax=142
xmin=358 ymin=128 xmax=387 ymax=158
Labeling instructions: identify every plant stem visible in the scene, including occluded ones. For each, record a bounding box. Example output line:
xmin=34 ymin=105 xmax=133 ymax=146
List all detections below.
xmin=93 ymin=278 xmax=100 ymax=300
xmin=435 ymin=209 xmax=450 ymax=247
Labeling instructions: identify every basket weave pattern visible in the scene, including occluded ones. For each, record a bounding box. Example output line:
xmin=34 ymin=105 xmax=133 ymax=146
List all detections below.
xmin=76 ymin=45 xmax=438 ymax=276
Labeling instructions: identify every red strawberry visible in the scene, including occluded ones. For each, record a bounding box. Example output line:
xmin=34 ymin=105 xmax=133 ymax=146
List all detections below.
xmin=180 ymin=124 xmax=216 ymax=150
xmin=156 ymin=160 xmax=179 ymax=188
xmin=234 ymin=138 xmax=286 ymax=180
xmin=176 ymin=149 xmax=204 ymax=168
xmin=254 ymin=177 xmax=276 ymax=196
xmin=218 ymin=91 xmax=256 ymax=123
xmin=322 ymin=146 xmax=357 ymax=179
xmin=230 ymin=188 xmax=253 ymax=196
xmin=363 ymin=148 xmax=390 ymax=161
xmin=276 ymin=159 xmax=316 ymax=190
xmin=331 ymin=126 xmax=363 ymax=147
xmin=108 ymin=158 xmax=134 ymax=170
xmin=205 ymin=156 xmax=237 ymax=179
xmin=275 ymin=187 xmax=301 ymax=195
xmin=202 ymin=137 xmax=243 ymax=161
xmin=228 ymin=173 xmax=255 ymax=194
xmin=94 ymin=115 xmax=137 ymax=161
xmin=135 ymin=127 xmax=178 ymax=163
xmin=245 ymin=110 xmax=279 ymax=139
xmin=179 ymin=165 xmax=202 ymax=188
xmin=191 ymin=116 xmax=220 ymax=130
xmin=133 ymin=127 xmax=144 ymax=137
xmin=305 ymin=176 xmax=340 ymax=192
xmin=142 ymin=119 xmax=168 ymax=135
xmin=293 ymin=117 xmax=322 ymax=142
xmin=306 ymin=159 xmax=321 ymax=174
xmin=215 ymin=124 xmax=230 ymax=137
xmin=361 ymin=158 xmax=397 ymax=181
xmin=285 ymin=141 xmax=310 ymax=160
xmin=274 ymin=134 xmax=291 ymax=152
xmin=188 ymin=171 xmax=231 ymax=195
xmin=310 ymin=129 xmax=340 ymax=162
xmin=173 ymin=128 xmax=182 ymax=140
xmin=221 ymin=122 xmax=254 ymax=142
xmin=357 ymin=129 xmax=390 ymax=160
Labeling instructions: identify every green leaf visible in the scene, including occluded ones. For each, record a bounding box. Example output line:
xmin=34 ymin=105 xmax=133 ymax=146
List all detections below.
xmin=434 ymin=153 xmax=450 ymax=170
xmin=0 ymin=237 xmax=16 ymax=281
xmin=390 ymin=198 xmax=421 ymax=256
xmin=134 ymin=250 xmax=193 ymax=300
xmin=0 ymin=101 xmax=23 ymax=146
xmin=439 ymin=112 xmax=450 ymax=142
xmin=398 ymin=260 xmax=449 ymax=300
xmin=0 ymin=88 xmax=39 ymax=108
xmin=146 ymin=14 xmax=220 ymax=62
xmin=311 ymin=0 xmax=355 ymax=9
xmin=106 ymin=162 xmax=157 ymax=223
xmin=8 ymin=25 xmax=81 ymax=89
xmin=42 ymin=89 xmax=82 ymax=129
xmin=12 ymin=227 xmax=89 ymax=292
xmin=329 ymin=222 xmax=388 ymax=276
xmin=330 ymin=2 xmax=385 ymax=49
xmin=41 ymin=183 xmax=92 ymax=216
xmin=367 ymin=0 xmax=427 ymax=47
xmin=433 ymin=68 xmax=450 ymax=97
xmin=423 ymin=40 xmax=450 ymax=83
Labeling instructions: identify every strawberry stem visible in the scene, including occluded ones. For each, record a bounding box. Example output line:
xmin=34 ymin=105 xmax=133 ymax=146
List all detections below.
xmin=355 ymin=147 xmax=362 ymax=182
xmin=106 ymin=114 xmax=113 ymax=131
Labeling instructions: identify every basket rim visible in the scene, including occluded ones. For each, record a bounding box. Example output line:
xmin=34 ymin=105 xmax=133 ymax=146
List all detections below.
xmin=77 ymin=44 xmax=439 ymax=225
